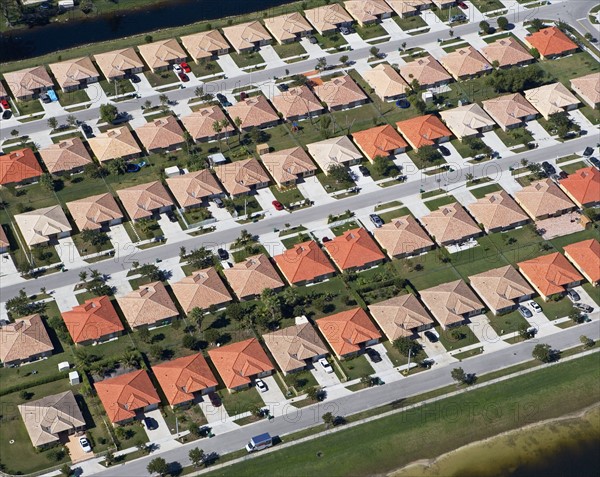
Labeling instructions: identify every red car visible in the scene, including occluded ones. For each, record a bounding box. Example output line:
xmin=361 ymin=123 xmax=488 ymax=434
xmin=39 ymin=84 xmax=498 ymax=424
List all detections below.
xmin=180 ymin=62 xmax=191 ymax=73
xmin=272 ymin=200 xmax=284 ymax=211
xmin=457 ymin=1 xmax=468 ymax=9
xmin=178 ymin=72 xmax=189 ymax=82
xmin=0 ymin=99 xmax=9 ymax=110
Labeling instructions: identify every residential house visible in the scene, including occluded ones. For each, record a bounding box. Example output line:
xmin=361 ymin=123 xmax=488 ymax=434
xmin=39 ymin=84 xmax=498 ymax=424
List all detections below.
xmin=344 ymin=0 xmax=393 ymax=26
xmin=571 ymin=73 xmax=600 ymax=109
xmin=118 ymin=282 xmax=179 ymax=329
xmin=264 ymin=12 xmax=313 ymax=44
xmin=226 ymin=95 xmax=280 ymax=130
xmin=0 ymin=225 xmax=8 ymax=253
xmin=524 ymin=82 xmax=580 ymax=120
xmin=137 ymin=38 xmax=187 ymax=72
xmin=181 ymin=105 xmax=234 ymax=142
xmin=373 ymin=215 xmax=435 ymax=258
xmin=274 ymin=240 xmax=336 ymax=285
xmin=307 ymin=135 xmax=363 ymax=173
xmin=419 ymin=280 xmax=485 ymax=329
xmin=563 ymin=239 xmax=600 ymax=286
xmin=481 ymin=37 xmax=534 ymax=69
xmin=518 ymin=252 xmax=583 ymax=300
xmin=361 ymin=63 xmax=410 ymax=102
xmin=271 ymin=85 xmax=324 ymax=121
xmin=396 ymin=114 xmax=452 ymax=150
xmin=88 ymin=126 xmax=142 ymax=163
xmin=368 ymin=294 xmax=434 ymax=340
xmin=386 ymin=0 xmax=432 ymax=18
xmin=313 ymin=75 xmax=368 ymax=111
xmin=116 ymin=181 xmax=173 ymax=221
xmin=223 ymin=253 xmax=285 ymax=300
xmin=524 ymin=26 xmax=578 ymax=59
xmin=213 ymin=157 xmax=271 ymax=197
xmin=171 ymin=267 xmax=232 ymax=313
xmin=180 ymin=30 xmax=229 ymax=61
xmin=469 ymin=265 xmax=534 ymax=315
xmin=15 ymin=205 xmax=72 ymax=247
xmin=558 ymin=167 xmax=600 ymax=208
xmin=135 ymin=115 xmax=185 ymax=154
xmin=61 ymin=296 xmax=124 ymax=346
xmin=467 ymin=190 xmax=530 ymax=233
xmin=399 ymin=55 xmax=452 ymax=89
xmin=0 ymin=314 xmax=53 ymax=367
xmin=352 ymin=124 xmax=408 ymax=162
xmin=305 ymin=4 xmax=354 ymax=35
xmin=432 ymin=0 xmax=455 ymax=7
xmin=4 ymin=66 xmax=53 ymax=100
xmin=482 ymin=93 xmax=538 ymax=131
xmin=39 ymin=137 xmax=93 ymax=174
xmin=221 ymin=21 xmax=273 ymax=54
xmin=0 ymin=148 xmax=42 ymax=186
xmin=260 ymin=146 xmax=317 ymax=188
xmin=439 ymin=104 xmax=495 ymax=140
xmin=514 ymin=179 xmax=575 ymax=220
xmin=49 ymin=57 xmax=99 ymax=91
xmin=66 ymin=193 xmax=124 ymax=231
xmin=323 ymin=227 xmax=386 ymax=271
xmin=93 ymin=48 xmax=144 ymax=81
xmin=316 ymin=308 xmax=381 ymax=358
xmin=166 ymin=170 xmax=223 ymax=210
xmin=420 ymin=202 xmax=481 ymax=246
xmin=0 ymin=81 xmax=7 ymax=100
xmin=440 ymin=46 xmax=492 ymax=80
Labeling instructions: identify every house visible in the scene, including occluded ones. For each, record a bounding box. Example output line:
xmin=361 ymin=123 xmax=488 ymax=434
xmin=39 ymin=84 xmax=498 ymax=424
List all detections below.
xmin=514 ymin=179 xmax=575 ymax=220
xmin=386 ymin=0 xmax=432 ymax=19
xmin=558 ymin=167 xmax=600 ymax=208
xmin=0 ymin=148 xmax=42 ymax=186
xmin=166 ymin=170 xmax=223 ymax=209
xmin=524 ymin=26 xmax=578 ymax=59
xmin=135 ymin=115 xmax=185 ymax=154
xmin=260 ymin=146 xmax=317 ymax=188
xmin=420 ymin=202 xmax=481 ymax=246
xmin=439 ymin=104 xmax=496 ymax=140
xmin=0 ymin=81 xmax=7 ymax=100
xmin=518 ymin=253 xmax=583 ymax=300
xmin=137 ymin=38 xmax=187 ymax=72
xmin=118 ymin=281 xmax=179 ymax=329
xmin=396 ymin=114 xmax=452 ymax=150
xmin=4 ymin=66 xmax=53 ymax=99
xmin=263 ymin=318 xmax=329 ymax=374
xmin=223 ymin=253 xmax=285 ymax=300
xmin=419 ymin=280 xmax=485 ymax=329
xmin=0 ymin=225 xmax=9 ymax=253
xmin=39 ymin=137 xmax=93 ymax=174
xmin=61 ymin=296 xmax=124 ymax=346
xmin=323 ymin=227 xmax=386 ymax=271
xmin=373 ymin=215 xmax=435 ymax=259
xmin=482 ymin=93 xmax=538 ymax=131
xmin=88 ymin=126 xmax=141 ymax=163
xmin=18 ymin=391 xmax=85 ymax=448
xmin=181 ymin=106 xmax=234 ymax=142
xmin=307 ymin=135 xmax=363 ymax=173
xmin=344 ymin=0 xmax=393 ymax=26
xmin=313 ymin=75 xmax=368 ymax=111
xmin=15 ymin=205 xmax=72 ymax=247
xmin=524 ymin=82 xmax=580 ymax=120
xmin=368 ymin=294 xmax=434 ymax=340
xmin=399 ymin=55 xmax=452 ymax=89
xmin=264 ymin=12 xmax=313 ymax=44
xmin=571 ymin=73 xmax=600 ymax=109
xmin=467 ymin=190 xmax=530 ymax=233
xmin=274 ymin=240 xmax=336 ymax=285
xmin=271 ymin=85 xmax=324 ymax=122
xmin=221 ymin=21 xmax=273 ymax=54
xmin=213 ymin=158 xmax=271 ymax=197
xmin=0 ymin=314 xmax=53 ymax=366
xmin=316 ymin=308 xmax=381 ymax=358
xmin=66 ymin=193 xmax=123 ymax=232
xmin=93 ymin=48 xmax=144 ymax=80
xmin=171 ymin=267 xmax=232 ymax=313
xmin=481 ymin=37 xmax=534 ymax=69
xmin=95 ymin=370 xmax=161 ymax=425
xmin=469 ymin=265 xmax=534 ymax=315
xmin=563 ymin=239 xmax=600 ymax=286
xmin=208 ymin=338 xmax=274 ymax=392
xmin=226 ymin=95 xmax=280 ymax=130
xmin=305 ymin=4 xmax=354 ymax=35
xmin=153 ymin=353 xmax=218 ymax=407
xmin=361 ymin=63 xmax=410 ymax=102
xmin=432 ymin=0 xmax=455 ymax=7
xmin=116 ymin=181 xmax=174 ymax=220
xmin=352 ymin=124 xmax=408 ymax=162
xmin=440 ymin=46 xmax=492 ymax=80
xmin=180 ymin=30 xmax=230 ymax=61
xmin=49 ymin=57 xmax=99 ymax=91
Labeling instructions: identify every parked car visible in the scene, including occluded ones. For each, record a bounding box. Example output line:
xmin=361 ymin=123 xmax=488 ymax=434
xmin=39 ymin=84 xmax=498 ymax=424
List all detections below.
xmin=0 ymin=99 xmax=10 ymax=110
xmin=240 ymin=91 xmax=248 ymax=100
xmin=217 ymin=248 xmax=229 ymax=260
xmin=322 ymin=236 xmax=331 ymax=243
xmin=518 ymin=306 xmax=532 ymax=319
xmin=457 ymin=1 xmax=468 ymax=9
xmin=358 ymin=165 xmax=370 ymax=176
xmin=173 ymin=64 xmax=183 ymax=73
xmin=438 ymin=145 xmax=451 ymax=157
xmin=143 ymin=417 xmax=158 ymax=430
xmin=127 ymin=73 xmax=141 ymax=83
xmin=272 ymin=200 xmax=284 ymax=211
xmin=528 ymin=301 xmax=542 ymax=313
xmin=255 ymin=379 xmax=268 ymax=393
xmin=558 ymin=171 xmax=568 ymax=179
xmin=574 ymin=302 xmax=594 ymax=313
xmin=277 ymin=83 xmax=289 ymax=92
xmin=178 ymin=72 xmax=189 ymax=82
xmin=450 ymin=14 xmax=467 ymax=22
xmin=424 ymin=330 xmax=438 ymax=342
xmin=589 ymin=157 xmax=600 ymax=170
xmin=40 ymin=93 xmax=51 ymax=103
xmin=318 ymin=357 xmax=333 ymax=373
xmin=542 ymin=161 xmax=556 ymax=175
xmin=213 ymin=197 xmax=224 ymax=208
xmin=81 ymin=123 xmax=94 ymax=138
xmin=309 ymin=36 xmax=318 ymax=44
xmin=2 ymin=110 xmax=12 ymax=120
xmin=369 ymin=214 xmax=383 ymax=228
xmin=180 ymin=62 xmax=191 ymax=73
xmin=79 ymin=436 xmax=92 ymax=453
xmin=208 ymin=392 xmax=221 ymax=407
xmin=365 ymin=348 xmax=382 ymax=363
xmin=583 ymin=146 xmax=594 ymax=157
xmin=167 ymin=212 xmax=178 ymax=223
xmin=567 ymin=289 xmax=581 ymax=302
xmin=340 ymin=26 xmax=353 ymax=35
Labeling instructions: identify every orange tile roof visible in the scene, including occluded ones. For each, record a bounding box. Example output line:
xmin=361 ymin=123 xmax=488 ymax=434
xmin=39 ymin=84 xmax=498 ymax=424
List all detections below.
xmin=352 ymin=124 xmax=408 ymax=161
xmin=525 ymin=27 xmax=577 ymax=57
xmin=0 ymin=148 xmax=42 ymax=185
xmin=518 ymin=253 xmax=583 ymax=298
xmin=153 ymin=353 xmax=218 ymax=406
xmin=207 ymin=338 xmax=273 ymax=389
xmin=95 ymin=370 xmax=160 ymax=423
xmin=559 ymin=167 xmax=600 ymax=208
xmin=61 ymin=296 xmax=124 ymax=344
xmin=274 ymin=240 xmax=336 ymax=284
xmin=323 ymin=227 xmax=385 ymax=271
xmin=316 ymin=308 xmax=380 ymax=357
xmin=563 ymin=239 xmax=600 ymax=285
xmin=396 ymin=114 xmax=452 ymax=150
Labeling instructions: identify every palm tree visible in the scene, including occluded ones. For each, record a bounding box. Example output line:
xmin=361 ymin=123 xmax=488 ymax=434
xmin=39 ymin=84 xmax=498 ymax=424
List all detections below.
xmin=212 ymin=120 xmax=223 ymax=151
xmin=66 ymin=115 xmax=78 ymax=127
xmin=194 ymin=86 xmax=204 ymax=97
xmin=47 ymin=117 xmax=58 ymax=130
xmin=221 ymin=119 xmax=231 ymax=147
xmin=234 ymin=116 xmax=243 ymax=143
xmin=120 ymin=349 xmax=140 ymax=368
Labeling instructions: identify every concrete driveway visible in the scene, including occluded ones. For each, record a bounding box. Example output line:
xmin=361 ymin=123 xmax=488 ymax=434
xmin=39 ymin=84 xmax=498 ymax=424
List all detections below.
xmin=572 ymin=285 xmax=598 ymax=318
xmin=466 ymin=314 xmax=508 ymax=351
xmin=142 ymin=408 xmax=172 ymax=441
xmin=417 ymin=330 xmax=457 ymax=366
xmin=65 ymin=433 xmax=94 ymax=463
xmin=300 ymin=37 xmax=326 ymax=58
xmin=158 ymin=214 xmax=187 ymax=241
xmin=296 ymin=176 xmax=334 ymax=206
xmin=481 ymin=130 xmax=512 ymax=157
xmin=367 ymin=343 xmax=395 ymax=374
xmin=257 ymin=376 xmax=288 ymax=415
xmin=310 ymin=361 xmax=341 ymax=387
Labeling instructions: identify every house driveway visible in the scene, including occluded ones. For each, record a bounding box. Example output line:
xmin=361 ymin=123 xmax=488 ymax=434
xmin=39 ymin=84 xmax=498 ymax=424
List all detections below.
xmin=481 ymin=130 xmax=512 ymax=157
xmin=143 ymin=408 xmax=172 ymax=441
xmin=55 ymin=237 xmax=86 ymax=268
xmin=417 ymin=330 xmax=457 ymax=366
xmin=216 ymin=54 xmax=243 ymax=78
xmin=297 ymin=176 xmax=334 ymax=206
xmin=310 ymin=362 xmax=341 ymax=388
xmin=528 ymin=120 xmax=558 ymax=146
xmin=259 ymin=45 xmax=286 ymax=67
xmin=158 ymin=214 xmax=187 ymax=241
xmin=65 ymin=433 xmax=94 ymax=463
xmin=254 ymin=188 xmax=288 ymax=218
xmin=257 ymin=376 xmax=288 ymax=416
xmin=537 ymin=212 xmax=585 ymax=240
xmin=367 ymin=343 xmax=395 ymax=374
xmin=380 ymin=17 xmax=405 ymax=38
xmin=466 ymin=314 xmax=507 ymax=351
xmin=300 ymin=37 xmax=326 ymax=58
xmin=569 ymin=109 xmax=596 ymax=132
xmin=344 ymin=32 xmax=369 ymax=50
xmin=198 ymin=396 xmax=232 ymax=426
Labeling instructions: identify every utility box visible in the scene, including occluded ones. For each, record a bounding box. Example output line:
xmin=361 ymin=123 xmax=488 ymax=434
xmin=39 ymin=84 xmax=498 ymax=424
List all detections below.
xmin=256 ymin=143 xmax=270 ymax=155
xmin=422 ymin=91 xmax=434 ymax=104
xmin=58 ymin=361 xmax=70 ymax=372
xmin=69 ymin=371 xmax=80 ymax=385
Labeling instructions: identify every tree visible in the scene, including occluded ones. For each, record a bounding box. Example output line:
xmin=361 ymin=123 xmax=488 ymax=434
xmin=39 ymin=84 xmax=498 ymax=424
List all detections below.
xmin=479 ymin=20 xmax=491 ymax=34
xmin=47 ymin=117 xmax=58 ymax=130
xmin=149 ymin=344 xmax=164 ymax=360
xmin=80 ymin=228 xmax=109 ymax=249
xmin=120 ymin=349 xmax=140 ymax=368
xmin=99 ymin=104 xmax=118 ymax=124
xmin=393 ymin=337 xmax=422 ymax=357
xmin=145 ymin=35 xmax=153 ymax=43
xmin=547 ymin=111 xmax=579 ymax=138
xmin=59 ymin=463 xmax=72 ymax=476
xmin=372 ymin=155 xmax=396 ymax=178
xmin=448 ymin=29 xmax=454 ymax=38
xmin=233 ymin=229 xmax=255 ymax=249
xmin=497 ymin=16 xmax=509 ymax=30
xmin=6 ymin=289 xmax=39 ymax=318
xmin=451 ymin=367 xmax=467 ymax=385
xmin=369 ymin=46 xmax=380 ymax=58
xmin=414 ymin=98 xmax=427 ymax=114
xmin=66 ymin=114 xmax=78 ymax=127
xmin=104 ymin=449 xmax=115 ymax=466
xmin=188 ymin=307 xmax=205 ymax=327
xmin=465 ymin=172 xmax=474 ymax=182
xmin=327 ymin=163 xmax=352 ymax=184
xmin=144 ymin=99 xmax=152 ymax=110
xmin=39 ymin=173 xmax=55 ymax=192
xmin=80 ymin=0 xmax=93 ymax=13
xmin=415 ymin=145 xmax=442 ymax=164
xmin=138 ymin=327 xmax=151 ymax=343
xmin=316 ymin=57 xmax=327 ymax=70
xmin=569 ymin=309 xmax=585 ymax=324
xmin=204 ymin=328 xmax=220 ymax=345
xmin=339 ymin=55 xmax=349 ymax=65
xmin=137 ymin=263 xmax=163 ymax=281
xmin=185 ymin=246 xmax=215 ymax=269
xmin=182 ymin=334 xmax=198 ymax=350
xmin=530 ymin=18 xmax=544 ymax=32
xmin=147 ymin=457 xmax=169 ymax=476
xmin=322 ymin=412 xmax=335 ymax=428
xmin=212 ymin=120 xmax=224 ymax=151
xmin=194 ymin=86 xmax=204 ymax=97
xmin=84 ymin=162 xmax=105 ymax=179
xmin=306 ymin=386 xmax=322 ymax=402
xmin=532 ymin=343 xmax=557 ymax=363
xmin=189 ymin=447 xmax=205 ymax=467
xmin=159 ymin=94 xmax=169 ymax=109
xmin=486 ymin=65 xmax=545 ymax=93
xmin=580 ymin=335 xmax=594 ymax=348
xmin=10 ymin=129 xmax=19 ymax=137
xmin=360 ymin=374 xmax=374 ymax=387
xmin=584 ymin=32 xmax=594 ymax=41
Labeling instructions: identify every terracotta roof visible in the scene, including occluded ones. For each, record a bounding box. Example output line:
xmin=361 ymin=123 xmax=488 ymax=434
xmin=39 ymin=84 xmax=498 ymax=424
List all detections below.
xmin=440 ymin=46 xmax=492 ymax=79
xmin=137 ymin=38 xmax=187 ymax=70
xmin=117 ymin=181 xmax=173 ymax=220
xmin=118 ymin=281 xmax=178 ymax=328
xmin=14 ymin=205 xmax=72 ymax=246
xmin=180 ymin=30 xmax=229 ymax=60
xmin=482 ymin=93 xmax=538 ymax=129
xmin=223 ymin=253 xmax=284 ymax=299
xmin=467 ymin=190 xmax=529 ymax=232
xmin=135 ymin=115 xmax=185 ymax=151
xmin=264 ymin=12 xmax=313 ymax=43
xmin=226 ymin=95 xmax=279 ymax=129
xmin=344 ymin=0 xmax=393 ymax=24
xmin=525 ymin=27 xmax=577 ymax=57
xmin=396 ymin=114 xmax=452 ymax=150
xmin=0 ymin=314 xmax=53 ymax=364
xmin=399 ymin=55 xmax=452 ymax=88
xmin=222 ymin=21 xmax=273 ymax=52
xmin=421 ymin=202 xmax=480 ymax=245
xmin=153 ymin=353 xmax=218 ymax=405
xmin=314 ymin=75 xmax=367 ymax=109
xmin=18 ymin=391 xmax=85 ymax=447
xmin=66 ymin=193 xmax=123 ymax=231
xmin=518 ymin=252 xmax=583 ymax=297
xmin=181 ymin=105 xmax=234 ymax=141
xmin=563 ymin=239 xmax=600 ymax=284
xmin=49 ymin=57 xmax=99 ymax=89
xmin=316 ymin=308 xmax=381 ymax=357
xmin=439 ymin=104 xmax=495 ymax=139
xmin=307 ymin=135 xmax=363 ymax=173
xmin=559 ymin=166 xmax=600 ymax=208
xmin=469 ymin=265 xmax=534 ymax=312
xmin=274 ymin=240 xmax=336 ymax=284
xmin=271 ymin=85 xmax=323 ymax=120
xmin=260 ymin=146 xmax=317 ymax=185
xmin=323 ymin=227 xmax=385 ymax=270
xmin=373 ymin=215 xmax=434 ymax=257
xmin=482 ymin=37 xmax=534 ymax=68
xmin=61 ymin=296 xmax=124 ymax=344
xmin=93 ymin=48 xmax=144 ymax=80
xmin=571 ymin=73 xmax=600 ymax=107
xmin=305 ymin=4 xmax=354 ymax=33
xmin=213 ymin=158 xmax=270 ymax=196
xmin=369 ymin=294 xmax=433 ymax=340
xmin=39 ymin=137 xmax=93 ymax=174
xmin=514 ymin=179 xmax=575 ymax=219
xmin=207 ymin=338 xmax=273 ymax=389
xmin=361 ymin=63 xmax=409 ymax=101
xmin=419 ymin=279 xmax=484 ymax=327
xmin=263 ymin=321 xmax=328 ymax=372
xmin=95 ymin=370 xmax=160 ymax=423
xmin=171 ymin=267 xmax=232 ymax=313
xmin=166 ymin=170 xmax=223 ymax=208
xmin=4 ymin=66 xmax=53 ymax=98
xmin=524 ymin=82 xmax=580 ymax=119
xmin=88 ymin=126 xmax=142 ymax=162
xmin=0 ymin=225 xmax=8 ymax=249
xmin=0 ymin=148 xmax=42 ymax=185
xmin=352 ymin=124 xmax=408 ymax=161
xmin=387 ymin=0 xmax=432 ymax=18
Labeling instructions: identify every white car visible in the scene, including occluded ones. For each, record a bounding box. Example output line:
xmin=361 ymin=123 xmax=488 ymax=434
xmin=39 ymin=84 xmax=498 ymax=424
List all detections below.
xmin=79 ymin=436 xmax=92 ymax=453
xmin=255 ymin=379 xmax=268 ymax=393
xmin=528 ymin=301 xmax=542 ymax=313
xmin=318 ymin=357 xmax=333 ymax=374
xmin=173 ymin=64 xmax=183 ymax=73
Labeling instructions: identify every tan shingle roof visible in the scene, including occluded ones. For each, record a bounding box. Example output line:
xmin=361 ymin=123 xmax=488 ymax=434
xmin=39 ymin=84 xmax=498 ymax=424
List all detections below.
xmin=386 ymin=0 xmax=432 ymax=17
xmin=482 ymin=93 xmax=538 ymax=129
xmin=570 ymin=73 xmax=600 ymax=107
xmin=66 ymin=193 xmax=123 ymax=231
xmin=274 ymin=240 xmax=336 ymax=284
xmin=181 ymin=105 xmax=234 ymax=141
xmin=419 ymin=279 xmax=484 ymax=327
xmin=481 ymin=37 xmax=534 ymax=68
xmin=4 ymin=66 xmax=54 ymax=98
xmin=305 ymin=4 xmax=353 ymax=33
xmin=15 ymin=205 xmax=72 ymax=246
xmin=0 ymin=81 xmax=7 ymax=98
xmin=260 ymin=146 xmax=317 ymax=185
xmin=439 ymin=104 xmax=495 ymax=139
xmin=222 ymin=21 xmax=272 ymax=52
xmin=171 ymin=267 xmax=232 ymax=313
xmin=264 ymin=12 xmax=313 ymax=43
xmin=361 ymin=63 xmax=409 ymax=101
xmin=38 ymin=137 xmax=93 ymax=174
xmin=93 ymin=48 xmax=144 ymax=80
xmin=88 ymin=126 xmax=142 ymax=162
xmin=166 ymin=170 xmax=223 ymax=208
xmin=399 ymin=55 xmax=451 ymax=88
xmin=226 ymin=95 xmax=279 ymax=129
xmin=467 ymin=190 xmax=529 ymax=232
xmin=117 ymin=181 xmax=173 ymax=220
xmin=271 ymin=85 xmax=323 ymax=120
xmin=223 ymin=253 xmax=284 ymax=300
xmin=0 ymin=225 xmax=8 ymax=249
xmin=263 ymin=321 xmax=328 ymax=372
xmin=214 ymin=157 xmax=270 ymax=196
xmin=180 ymin=30 xmax=229 ymax=60
xmin=440 ymin=46 xmax=492 ymax=79
xmin=314 ymin=75 xmax=367 ymax=109
xmin=49 ymin=57 xmax=99 ymax=89
xmin=316 ymin=308 xmax=381 ymax=357
xmin=373 ymin=215 xmax=434 ymax=258
xmin=514 ymin=179 xmax=575 ymax=219
xmin=469 ymin=265 xmax=534 ymax=312
xmin=344 ymin=0 xmax=393 ymax=24
xmin=137 ymin=38 xmax=187 ymax=70
xmin=524 ymin=82 xmax=580 ymax=119
xmin=208 ymin=338 xmax=273 ymax=389
xmin=369 ymin=294 xmax=433 ymax=340
xmin=135 ymin=115 xmax=185 ymax=152
xmin=307 ymin=135 xmax=363 ymax=173
xmin=421 ymin=202 xmax=480 ymax=245
xmin=0 ymin=314 xmax=53 ymax=365
xmin=118 ymin=281 xmax=178 ymax=328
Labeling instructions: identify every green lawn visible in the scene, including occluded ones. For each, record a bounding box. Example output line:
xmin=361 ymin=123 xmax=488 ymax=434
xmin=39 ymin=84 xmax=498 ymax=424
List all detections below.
xmin=56 ymin=88 xmax=90 ymax=106
xmin=313 ymin=32 xmax=348 ymax=50
xmin=424 ymin=195 xmax=456 ymax=211
xmin=469 ymin=183 xmax=503 ymax=199
xmin=494 ymin=127 xmax=534 ymax=148
xmin=436 ymin=324 xmax=480 ymax=351
xmin=394 ymin=14 xmax=428 ymax=31
xmin=229 ymin=51 xmax=265 ymax=69
xmin=283 ymin=369 xmax=319 ymax=393
xmin=281 ymin=232 xmax=313 ymax=249
xmin=330 ymin=220 xmax=360 ymax=236
xmin=339 ymin=354 xmax=376 ymax=381
xmin=382 ymin=340 xmax=427 ymax=367
xmin=583 ymin=283 xmax=600 ymax=306
xmin=227 ymin=195 xmax=263 ymax=218
xmin=144 ymin=70 xmax=179 ymax=88
xmin=560 ymin=161 xmax=589 ymax=174
xmin=534 ymin=296 xmax=575 ymax=321
xmin=469 ymin=0 xmax=505 ymax=12
xmin=486 ymin=309 xmax=530 ymax=336
xmin=190 ymin=59 xmax=223 ymax=78
xmin=218 ymin=387 xmax=264 ymax=416
xmin=317 ymin=172 xmax=355 ymax=193
xmin=406 ymin=149 xmax=447 ymax=170
xmin=537 ymin=51 xmax=600 ymax=88
xmin=71 ymin=232 xmax=114 ymax=256
xmin=272 ymin=41 xmax=306 ymax=59
xmin=378 ymin=207 xmax=410 ymax=224
xmin=15 ymin=98 xmax=44 ymax=115
xmin=269 ymin=185 xmax=306 ymax=207
xmin=98 ymin=78 xmax=135 ymax=97
xmin=354 ymin=23 xmax=388 ymax=41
